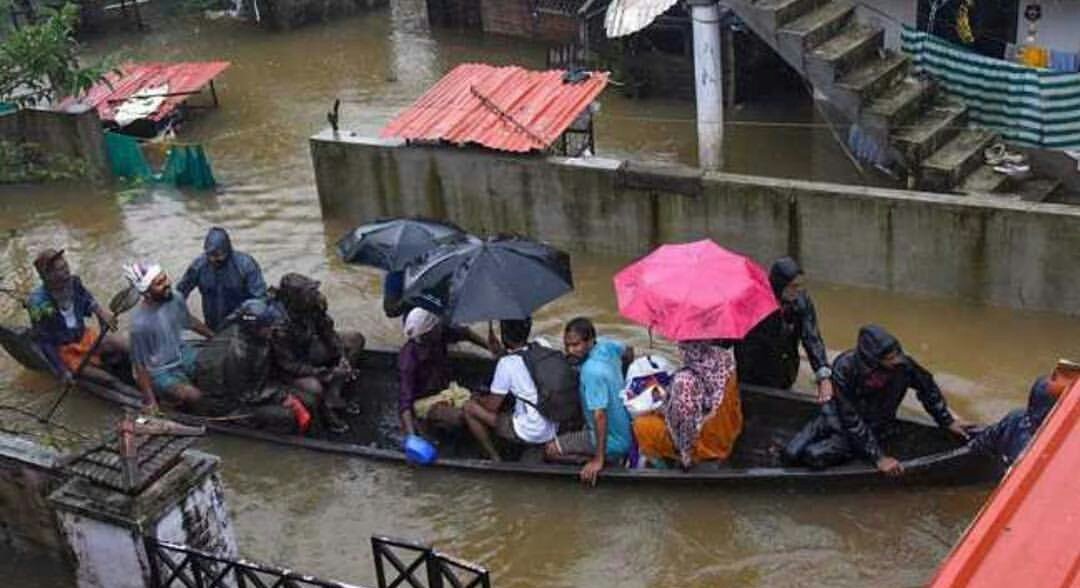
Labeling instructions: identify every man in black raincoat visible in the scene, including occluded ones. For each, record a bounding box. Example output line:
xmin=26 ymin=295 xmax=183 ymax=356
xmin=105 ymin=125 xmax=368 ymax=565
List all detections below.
xmin=177 ymin=227 xmax=267 ymax=332
xmin=190 ymin=299 xmax=317 ymax=434
xmin=736 ymin=257 xmax=833 ymax=402
xmin=970 ymin=360 xmax=1077 ymax=467
xmin=268 ymin=273 xmax=365 ymax=433
xmin=783 ymin=325 xmax=972 ymax=475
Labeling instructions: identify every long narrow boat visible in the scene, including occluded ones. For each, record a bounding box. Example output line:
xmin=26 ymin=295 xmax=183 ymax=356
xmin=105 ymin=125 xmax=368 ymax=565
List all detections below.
xmin=0 ymin=324 xmax=1002 ymax=487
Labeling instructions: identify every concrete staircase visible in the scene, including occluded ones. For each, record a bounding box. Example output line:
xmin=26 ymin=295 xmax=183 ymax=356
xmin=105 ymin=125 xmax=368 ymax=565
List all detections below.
xmin=728 ymin=0 xmax=1061 ymax=201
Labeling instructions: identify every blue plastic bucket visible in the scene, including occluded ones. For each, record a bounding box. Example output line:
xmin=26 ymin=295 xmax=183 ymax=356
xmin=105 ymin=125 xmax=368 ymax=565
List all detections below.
xmin=404 ymin=434 xmax=438 ymax=465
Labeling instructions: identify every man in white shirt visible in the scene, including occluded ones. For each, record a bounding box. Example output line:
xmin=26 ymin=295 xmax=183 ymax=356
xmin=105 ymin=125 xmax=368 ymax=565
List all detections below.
xmin=463 ymin=318 xmax=556 ymax=461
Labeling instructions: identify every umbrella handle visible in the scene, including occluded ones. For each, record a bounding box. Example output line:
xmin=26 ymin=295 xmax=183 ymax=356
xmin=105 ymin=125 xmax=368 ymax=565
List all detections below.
xmin=647 ymin=326 xmax=654 ymax=350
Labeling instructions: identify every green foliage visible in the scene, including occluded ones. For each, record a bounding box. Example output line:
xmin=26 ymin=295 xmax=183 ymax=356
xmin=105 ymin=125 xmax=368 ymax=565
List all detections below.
xmin=0 ymin=3 xmax=114 ymax=108
xmin=0 ymin=139 xmax=95 ymax=183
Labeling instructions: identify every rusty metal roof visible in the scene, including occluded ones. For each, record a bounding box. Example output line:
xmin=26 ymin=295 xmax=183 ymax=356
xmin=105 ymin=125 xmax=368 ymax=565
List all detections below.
xmin=604 ymin=0 xmax=679 ymax=37
xmin=930 ymin=377 xmax=1080 ymax=587
xmin=57 ymin=61 xmax=230 ymax=124
xmin=380 ymin=64 xmax=608 ymax=153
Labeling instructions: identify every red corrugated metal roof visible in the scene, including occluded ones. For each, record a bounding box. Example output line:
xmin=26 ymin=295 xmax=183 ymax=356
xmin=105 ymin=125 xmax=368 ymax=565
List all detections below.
xmin=930 ymin=378 xmax=1080 ymax=587
xmin=380 ymin=63 xmax=609 ymax=153
xmin=57 ymin=61 xmax=230 ymax=123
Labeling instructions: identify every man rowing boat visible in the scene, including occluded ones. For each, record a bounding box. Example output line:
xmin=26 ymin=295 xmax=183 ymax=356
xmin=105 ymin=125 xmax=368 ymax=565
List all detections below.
xmin=27 ymin=249 xmax=129 ymax=391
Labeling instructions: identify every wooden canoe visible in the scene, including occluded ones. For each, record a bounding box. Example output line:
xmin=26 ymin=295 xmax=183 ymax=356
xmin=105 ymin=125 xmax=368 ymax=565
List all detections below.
xmin=0 ymin=324 xmax=1002 ymax=487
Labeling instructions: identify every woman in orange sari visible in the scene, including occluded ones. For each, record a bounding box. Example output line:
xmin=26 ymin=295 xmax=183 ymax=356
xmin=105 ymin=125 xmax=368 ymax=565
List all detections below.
xmin=633 ymin=341 xmax=742 ymax=469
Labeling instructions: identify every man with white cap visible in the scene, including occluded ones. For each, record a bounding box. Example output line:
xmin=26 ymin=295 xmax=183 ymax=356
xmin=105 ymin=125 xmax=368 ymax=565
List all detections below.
xmin=124 ymin=262 xmax=214 ymax=410
xmin=397 ymin=305 xmax=495 ymax=437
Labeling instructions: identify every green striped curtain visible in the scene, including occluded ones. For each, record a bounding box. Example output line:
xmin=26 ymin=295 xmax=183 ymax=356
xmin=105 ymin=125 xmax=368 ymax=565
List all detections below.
xmin=901 ymin=27 xmax=1080 ymax=149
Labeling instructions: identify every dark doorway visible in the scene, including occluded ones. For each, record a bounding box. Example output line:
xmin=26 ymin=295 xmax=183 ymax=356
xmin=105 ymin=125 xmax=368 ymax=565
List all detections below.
xmin=917 ymin=0 xmax=1019 ymax=59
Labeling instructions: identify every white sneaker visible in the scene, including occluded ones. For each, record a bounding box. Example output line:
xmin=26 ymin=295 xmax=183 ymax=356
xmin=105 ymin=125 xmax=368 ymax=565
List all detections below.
xmin=992 ymin=162 xmax=1031 ymax=177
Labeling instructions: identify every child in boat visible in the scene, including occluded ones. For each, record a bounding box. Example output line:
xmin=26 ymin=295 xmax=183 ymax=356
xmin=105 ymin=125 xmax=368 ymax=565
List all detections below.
xmin=969 ymin=359 xmax=1079 ymax=467
xmin=632 ymin=340 xmax=743 ymax=471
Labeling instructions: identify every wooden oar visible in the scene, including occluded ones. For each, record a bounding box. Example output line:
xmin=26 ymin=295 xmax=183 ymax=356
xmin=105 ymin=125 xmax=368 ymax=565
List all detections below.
xmin=41 ymin=285 xmax=141 ymax=423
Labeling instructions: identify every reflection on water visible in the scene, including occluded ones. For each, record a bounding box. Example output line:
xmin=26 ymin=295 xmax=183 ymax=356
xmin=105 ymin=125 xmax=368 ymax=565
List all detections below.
xmin=0 ymin=3 xmax=1075 ymax=586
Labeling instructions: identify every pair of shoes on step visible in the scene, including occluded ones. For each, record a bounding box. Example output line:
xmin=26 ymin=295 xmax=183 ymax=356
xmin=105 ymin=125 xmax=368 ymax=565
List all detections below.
xmin=985 ymin=143 xmax=1026 ymax=166
xmin=985 ymin=143 xmax=1030 ymax=177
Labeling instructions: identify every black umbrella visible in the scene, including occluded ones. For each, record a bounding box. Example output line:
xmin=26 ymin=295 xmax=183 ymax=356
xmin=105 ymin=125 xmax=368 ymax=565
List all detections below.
xmin=336 ymin=218 xmax=470 ymax=271
xmin=403 ymin=236 xmax=573 ymax=323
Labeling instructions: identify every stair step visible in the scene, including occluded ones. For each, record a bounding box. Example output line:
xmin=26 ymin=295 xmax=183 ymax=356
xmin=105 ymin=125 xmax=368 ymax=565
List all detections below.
xmin=865 ymin=77 xmax=933 ymax=130
xmin=1016 ymin=178 xmax=1062 ymax=202
xmin=755 ymin=0 xmax=825 ymax=27
xmin=958 ymin=165 xmax=1011 ymax=195
xmin=892 ymin=99 xmax=967 ymax=163
xmin=836 ymin=51 xmax=909 ymax=100
xmin=778 ymin=1 xmax=855 ymax=52
xmin=921 ymin=128 xmax=997 ymax=192
xmin=806 ymin=25 xmax=884 ymax=82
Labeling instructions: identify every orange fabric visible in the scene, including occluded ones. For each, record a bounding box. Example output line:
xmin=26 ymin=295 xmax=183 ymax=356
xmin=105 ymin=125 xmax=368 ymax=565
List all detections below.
xmin=633 ymin=377 xmax=743 ymax=464
xmin=1019 ymin=46 xmax=1050 ymax=69
xmin=57 ymin=328 xmax=101 ymax=372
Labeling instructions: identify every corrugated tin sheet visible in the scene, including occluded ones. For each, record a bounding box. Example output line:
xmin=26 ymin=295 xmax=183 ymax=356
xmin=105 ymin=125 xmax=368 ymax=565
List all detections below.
xmin=930 ymin=378 xmax=1080 ymax=588
xmin=380 ymin=64 xmax=608 ymax=153
xmin=57 ymin=61 xmax=230 ymax=123
xmin=604 ymin=0 xmax=679 ymax=37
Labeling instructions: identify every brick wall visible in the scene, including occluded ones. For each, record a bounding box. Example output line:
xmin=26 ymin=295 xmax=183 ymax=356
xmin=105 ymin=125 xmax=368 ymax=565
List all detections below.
xmin=480 ymin=0 xmax=578 ymax=43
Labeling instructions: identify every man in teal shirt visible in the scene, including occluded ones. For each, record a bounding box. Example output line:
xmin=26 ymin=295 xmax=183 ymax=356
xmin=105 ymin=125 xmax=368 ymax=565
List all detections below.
xmin=545 ymin=317 xmax=634 ymax=485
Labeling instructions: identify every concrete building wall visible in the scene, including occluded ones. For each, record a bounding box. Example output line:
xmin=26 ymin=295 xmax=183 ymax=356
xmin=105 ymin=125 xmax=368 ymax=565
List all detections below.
xmin=0 ymin=435 xmax=71 ymax=570
xmin=0 ymin=106 xmax=109 ymax=179
xmin=1017 ymin=0 xmax=1080 ymax=53
xmin=310 ymin=132 xmax=1080 ymax=316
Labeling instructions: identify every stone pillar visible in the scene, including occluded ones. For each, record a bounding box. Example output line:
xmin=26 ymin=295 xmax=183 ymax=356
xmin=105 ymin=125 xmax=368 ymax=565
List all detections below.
xmin=688 ymin=0 xmax=724 ymax=170
xmin=48 ymin=451 xmax=237 ymax=588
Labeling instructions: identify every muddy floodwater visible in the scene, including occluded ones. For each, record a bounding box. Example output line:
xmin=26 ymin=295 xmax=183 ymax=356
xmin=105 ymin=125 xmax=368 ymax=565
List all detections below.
xmin=2 ymin=3 xmax=1079 ymax=586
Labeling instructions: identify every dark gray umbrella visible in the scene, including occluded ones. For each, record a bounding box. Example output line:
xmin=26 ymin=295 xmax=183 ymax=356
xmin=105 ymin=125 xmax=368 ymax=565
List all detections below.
xmin=403 ymin=236 xmax=573 ymax=323
xmin=336 ymin=218 xmax=470 ymax=271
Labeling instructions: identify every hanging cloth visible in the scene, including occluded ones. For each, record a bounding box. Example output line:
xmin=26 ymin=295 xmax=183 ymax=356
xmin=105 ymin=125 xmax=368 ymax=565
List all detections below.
xmin=104 ymin=132 xmax=153 ymax=179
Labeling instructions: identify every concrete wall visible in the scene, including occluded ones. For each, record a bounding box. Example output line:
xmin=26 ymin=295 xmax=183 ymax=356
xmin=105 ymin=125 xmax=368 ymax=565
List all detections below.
xmin=311 ymin=132 xmax=1080 ymax=316
xmin=1017 ymin=0 xmax=1080 ymax=54
xmin=51 ymin=451 xmax=237 ymax=588
xmin=0 ymin=434 xmax=72 ymax=574
xmin=0 ymin=106 xmax=109 ymax=179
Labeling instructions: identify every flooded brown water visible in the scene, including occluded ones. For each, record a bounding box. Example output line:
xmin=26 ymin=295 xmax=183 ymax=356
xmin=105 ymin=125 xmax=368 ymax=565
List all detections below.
xmin=2 ymin=2 xmax=1079 ymax=586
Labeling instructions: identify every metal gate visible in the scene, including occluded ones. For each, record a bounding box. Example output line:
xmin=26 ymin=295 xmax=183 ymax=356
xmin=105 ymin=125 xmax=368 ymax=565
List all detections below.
xmin=145 ymin=537 xmax=353 ymax=588
xmin=371 ymin=536 xmax=491 ymax=588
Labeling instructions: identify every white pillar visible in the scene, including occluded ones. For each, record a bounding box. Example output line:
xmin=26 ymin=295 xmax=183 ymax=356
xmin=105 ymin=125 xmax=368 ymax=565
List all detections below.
xmin=50 ymin=451 xmax=237 ymax=588
xmin=689 ymin=0 xmax=724 ymax=170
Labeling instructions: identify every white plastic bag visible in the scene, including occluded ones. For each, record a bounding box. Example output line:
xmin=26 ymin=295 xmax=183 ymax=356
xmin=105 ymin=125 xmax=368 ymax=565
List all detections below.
xmin=621 ymin=354 xmax=678 ymax=417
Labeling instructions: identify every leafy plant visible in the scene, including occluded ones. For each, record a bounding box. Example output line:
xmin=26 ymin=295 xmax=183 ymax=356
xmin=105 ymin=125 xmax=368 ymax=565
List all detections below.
xmin=0 ymin=3 xmax=115 ymax=108
xmin=0 ymin=139 xmax=95 ymax=183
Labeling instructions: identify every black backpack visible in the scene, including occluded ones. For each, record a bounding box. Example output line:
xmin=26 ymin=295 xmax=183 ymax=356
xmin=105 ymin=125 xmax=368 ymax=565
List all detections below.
xmin=514 ymin=343 xmax=583 ymax=431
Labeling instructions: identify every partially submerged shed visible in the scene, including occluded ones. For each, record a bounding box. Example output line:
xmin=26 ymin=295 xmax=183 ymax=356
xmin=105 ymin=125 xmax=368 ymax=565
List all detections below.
xmin=381 ymin=63 xmax=609 ymax=156
xmin=57 ymin=61 xmax=230 ymax=138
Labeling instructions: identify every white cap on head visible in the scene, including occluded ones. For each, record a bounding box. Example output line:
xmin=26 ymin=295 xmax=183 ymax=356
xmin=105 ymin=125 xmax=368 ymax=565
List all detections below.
xmin=404 ymin=307 xmax=440 ymax=341
xmin=123 ymin=262 xmax=163 ymax=294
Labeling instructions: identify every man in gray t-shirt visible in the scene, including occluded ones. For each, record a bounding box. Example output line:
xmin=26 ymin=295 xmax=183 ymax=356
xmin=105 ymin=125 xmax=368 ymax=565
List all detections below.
xmin=125 ymin=262 xmax=213 ymax=409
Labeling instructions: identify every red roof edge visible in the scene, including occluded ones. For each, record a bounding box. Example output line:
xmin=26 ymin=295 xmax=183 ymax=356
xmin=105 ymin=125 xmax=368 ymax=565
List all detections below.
xmin=929 ymin=377 xmax=1080 ymax=587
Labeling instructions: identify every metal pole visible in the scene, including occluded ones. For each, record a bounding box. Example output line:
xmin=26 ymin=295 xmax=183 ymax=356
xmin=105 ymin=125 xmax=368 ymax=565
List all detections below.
xmin=688 ymin=0 xmax=724 ymax=170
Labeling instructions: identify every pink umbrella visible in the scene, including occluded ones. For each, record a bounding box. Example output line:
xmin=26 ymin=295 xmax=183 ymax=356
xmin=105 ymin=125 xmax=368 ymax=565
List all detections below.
xmin=614 ymin=239 xmax=779 ymax=342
